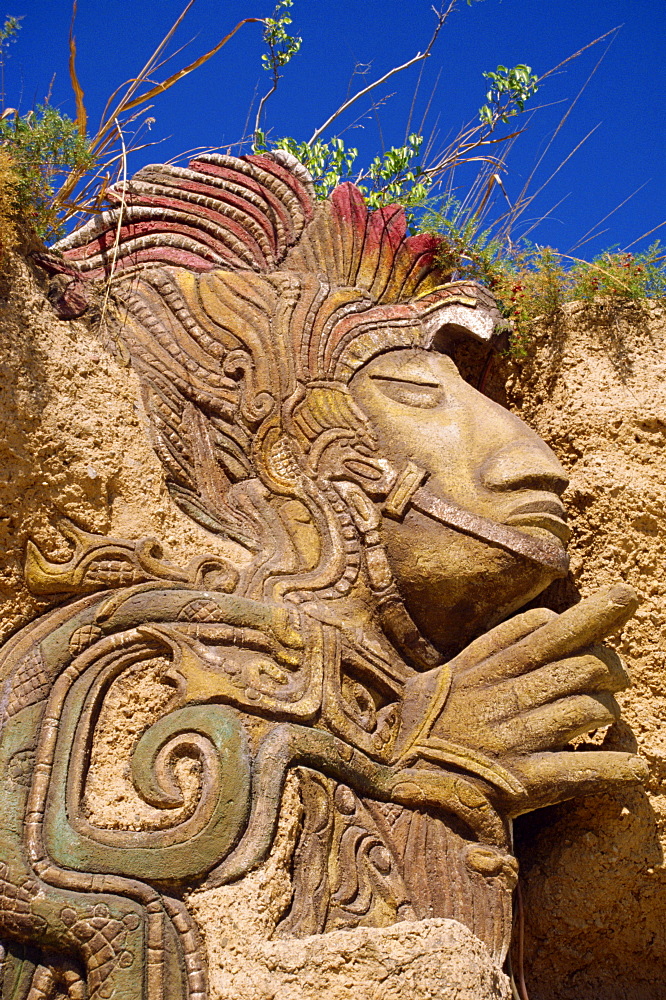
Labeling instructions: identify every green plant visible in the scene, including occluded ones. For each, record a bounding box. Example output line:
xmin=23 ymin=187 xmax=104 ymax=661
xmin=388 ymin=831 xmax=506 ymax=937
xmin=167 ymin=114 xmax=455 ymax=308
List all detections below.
xmin=254 ymin=0 xmax=302 ymax=142
xmin=479 ymin=64 xmax=539 ymax=127
xmin=255 ymin=135 xmax=360 ymax=198
xmin=0 ymin=5 xmax=261 ymax=242
xmin=477 ymin=242 xmax=666 ymax=355
xmin=491 ymin=246 xmax=567 ymax=355
xmin=422 ymin=201 xmax=503 ymax=279
xmin=254 ymin=0 xmax=542 ymax=212
xmin=361 ymin=134 xmax=432 ymax=210
xmin=0 ymin=1 xmax=543 ymax=245
xmin=0 ymin=103 xmax=95 ymax=239
xmin=0 ymin=13 xmax=96 ymax=239
xmin=569 ymin=245 xmax=666 ymax=301
xmin=3 ymin=0 xmax=663 ymax=336
xmin=255 ymin=132 xmax=433 ymax=212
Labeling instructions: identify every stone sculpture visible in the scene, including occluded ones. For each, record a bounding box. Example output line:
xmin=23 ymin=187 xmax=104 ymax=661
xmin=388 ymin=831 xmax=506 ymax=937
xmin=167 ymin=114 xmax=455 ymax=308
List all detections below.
xmin=0 ymin=152 xmax=647 ymax=999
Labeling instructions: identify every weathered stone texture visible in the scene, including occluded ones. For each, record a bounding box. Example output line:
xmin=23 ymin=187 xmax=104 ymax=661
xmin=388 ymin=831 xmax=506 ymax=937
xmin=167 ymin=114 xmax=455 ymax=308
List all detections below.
xmin=0 ymin=250 xmax=245 ymax=643
xmin=200 ymin=918 xmax=511 ymax=1000
xmin=0 ymin=240 xmax=516 ymax=1000
xmin=499 ymin=301 xmax=666 ymax=999
xmin=188 ymin=773 xmax=512 ymax=999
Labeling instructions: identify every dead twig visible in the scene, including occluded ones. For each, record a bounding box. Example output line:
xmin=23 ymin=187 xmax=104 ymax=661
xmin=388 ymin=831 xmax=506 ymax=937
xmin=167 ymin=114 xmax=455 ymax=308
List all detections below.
xmin=68 ymin=0 xmax=86 ymax=137
xmin=515 ymin=881 xmax=530 ymax=1000
xmin=308 ymin=0 xmax=456 ymax=145
xmin=54 ymin=3 xmax=261 ymax=226
xmin=98 ymin=117 xmax=129 ymax=358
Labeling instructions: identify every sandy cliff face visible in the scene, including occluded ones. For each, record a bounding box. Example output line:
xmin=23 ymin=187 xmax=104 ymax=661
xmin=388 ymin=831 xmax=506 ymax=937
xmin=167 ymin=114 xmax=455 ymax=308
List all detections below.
xmin=496 ymin=301 xmax=666 ymax=1000
xmin=0 ymin=248 xmax=244 ymax=643
xmin=0 ymin=245 xmax=663 ymax=998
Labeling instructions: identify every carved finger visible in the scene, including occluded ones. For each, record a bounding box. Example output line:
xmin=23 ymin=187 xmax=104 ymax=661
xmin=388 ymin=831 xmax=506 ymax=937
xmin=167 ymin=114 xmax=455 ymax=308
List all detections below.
xmin=509 ymin=750 xmax=649 ymax=816
xmin=492 ymin=691 xmax=621 ymax=755
xmin=485 ymin=650 xmax=630 ymax=722
xmin=581 ymin=643 xmax=630 ymax=692
xmin=461 ymin=584 xmax=638 ymax=686
xmin=450 ymin=607 xmax=556 ymax=680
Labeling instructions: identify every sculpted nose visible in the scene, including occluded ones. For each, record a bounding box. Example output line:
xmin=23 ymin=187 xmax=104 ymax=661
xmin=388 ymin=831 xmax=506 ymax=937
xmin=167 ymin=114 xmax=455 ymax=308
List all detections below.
xmin=481 ymin=441 xmax=569 ymax=495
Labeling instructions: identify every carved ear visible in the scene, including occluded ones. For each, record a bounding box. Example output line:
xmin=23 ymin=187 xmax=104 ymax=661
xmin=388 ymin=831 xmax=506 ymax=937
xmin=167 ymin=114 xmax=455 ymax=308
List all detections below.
xmin=336 ymin=455 xmax=397 ymax=499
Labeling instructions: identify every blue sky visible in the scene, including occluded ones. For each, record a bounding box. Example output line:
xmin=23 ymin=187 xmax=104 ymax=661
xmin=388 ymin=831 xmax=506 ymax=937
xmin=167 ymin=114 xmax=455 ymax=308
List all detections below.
xmin=5 ymin=0 xmax=666 ymax=256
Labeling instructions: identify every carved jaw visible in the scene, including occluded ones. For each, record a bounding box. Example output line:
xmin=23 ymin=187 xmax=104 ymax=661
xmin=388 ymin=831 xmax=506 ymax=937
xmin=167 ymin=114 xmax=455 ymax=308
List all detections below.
xmin=344 ymin=344 xmax=571 ymax=657
xmin=270 ymin=417 xmax=569 ymax=671
xmin=383 ymin=462 xmax=570 ymax=578
xmin=315 ymin=458 xmax=569 ymax=671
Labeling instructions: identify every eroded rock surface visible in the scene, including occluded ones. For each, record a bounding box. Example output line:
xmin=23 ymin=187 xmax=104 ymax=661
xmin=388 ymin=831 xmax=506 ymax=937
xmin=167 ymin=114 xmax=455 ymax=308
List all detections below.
xmin=199 ymin=918 xmax=511 ymax=1000
xmin=499 ymin=301 xmax=666 ymax=999
xmin=0 ymin=250 xmax=244 ymax=645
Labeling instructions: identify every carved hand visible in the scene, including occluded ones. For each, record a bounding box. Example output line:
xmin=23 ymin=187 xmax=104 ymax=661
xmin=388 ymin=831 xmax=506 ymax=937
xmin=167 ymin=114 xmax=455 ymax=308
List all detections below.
xmin=414 ymin=584 xmax=648 ymax=816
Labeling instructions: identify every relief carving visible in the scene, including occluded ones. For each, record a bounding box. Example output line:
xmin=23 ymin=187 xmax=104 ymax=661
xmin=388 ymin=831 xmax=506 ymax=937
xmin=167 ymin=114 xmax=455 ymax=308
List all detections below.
xmin=0 ymin=151 xmax=647 ymax=998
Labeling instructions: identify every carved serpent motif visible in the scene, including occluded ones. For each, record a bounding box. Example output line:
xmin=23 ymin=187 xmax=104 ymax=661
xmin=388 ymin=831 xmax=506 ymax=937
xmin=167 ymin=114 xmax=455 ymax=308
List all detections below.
xmin=0 ymin=580 xmax=521 ymax=997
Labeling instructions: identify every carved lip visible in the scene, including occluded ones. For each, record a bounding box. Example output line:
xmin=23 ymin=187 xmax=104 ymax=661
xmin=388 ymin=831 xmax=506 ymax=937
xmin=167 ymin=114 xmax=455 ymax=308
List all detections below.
xmin=504 ymin=498 xmax=571 ymax=544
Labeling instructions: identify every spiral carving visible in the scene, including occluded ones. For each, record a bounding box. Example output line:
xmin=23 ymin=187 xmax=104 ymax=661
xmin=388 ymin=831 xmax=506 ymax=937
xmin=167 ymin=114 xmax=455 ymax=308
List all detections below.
xmin=45 ymin=694 xmax=252 ymax=886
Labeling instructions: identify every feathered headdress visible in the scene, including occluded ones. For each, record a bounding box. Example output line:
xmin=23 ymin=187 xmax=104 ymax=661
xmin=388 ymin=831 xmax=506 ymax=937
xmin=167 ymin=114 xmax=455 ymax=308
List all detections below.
xmin=48 ymin=152 xmax=500 ymax=615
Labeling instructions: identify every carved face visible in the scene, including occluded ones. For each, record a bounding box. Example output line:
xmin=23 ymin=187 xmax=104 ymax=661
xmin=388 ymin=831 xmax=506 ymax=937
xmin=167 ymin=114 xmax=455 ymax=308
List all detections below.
xmin=349 ymin=347 xmax=570 ymax=657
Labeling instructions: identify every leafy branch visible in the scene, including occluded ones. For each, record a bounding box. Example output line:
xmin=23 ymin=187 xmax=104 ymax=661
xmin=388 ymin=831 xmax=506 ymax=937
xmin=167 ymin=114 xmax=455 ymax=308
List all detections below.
xmin=479 ymin=64 xmax=539 ymax=127
xmin=254 ymin=0 xmax=302 ymax=144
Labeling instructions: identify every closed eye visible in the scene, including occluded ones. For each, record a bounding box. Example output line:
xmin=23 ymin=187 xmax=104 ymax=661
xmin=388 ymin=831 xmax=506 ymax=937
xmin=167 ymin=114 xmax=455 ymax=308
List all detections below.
xmin=369 ymin=374 xmax=444 ymax=408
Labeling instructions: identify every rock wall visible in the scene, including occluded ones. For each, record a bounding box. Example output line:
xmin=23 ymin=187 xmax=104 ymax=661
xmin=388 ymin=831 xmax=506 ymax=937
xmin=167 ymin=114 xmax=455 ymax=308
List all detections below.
xmin=495 ymin=301 xmax=666 ymax=1000
xmin=0 ymin=247 xmax=248 ymax=644
xmin=1 ymin=244 xmax=663 ymax=998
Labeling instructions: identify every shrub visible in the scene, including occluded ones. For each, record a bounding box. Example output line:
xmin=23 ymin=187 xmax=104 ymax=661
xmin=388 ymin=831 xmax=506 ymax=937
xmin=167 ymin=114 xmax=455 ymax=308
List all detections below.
xmin=0 ymin=148 xmax=19 ymax=253
xmin=486 ymin=243 xmax=666 ymax=355
xmin=0 ymin=104 xmax=95 ymax=240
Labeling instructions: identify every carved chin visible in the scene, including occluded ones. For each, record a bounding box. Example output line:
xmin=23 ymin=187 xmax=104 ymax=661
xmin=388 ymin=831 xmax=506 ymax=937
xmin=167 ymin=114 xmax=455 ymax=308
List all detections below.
xmin=381 ymin=512 xmax=559 ymax=658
